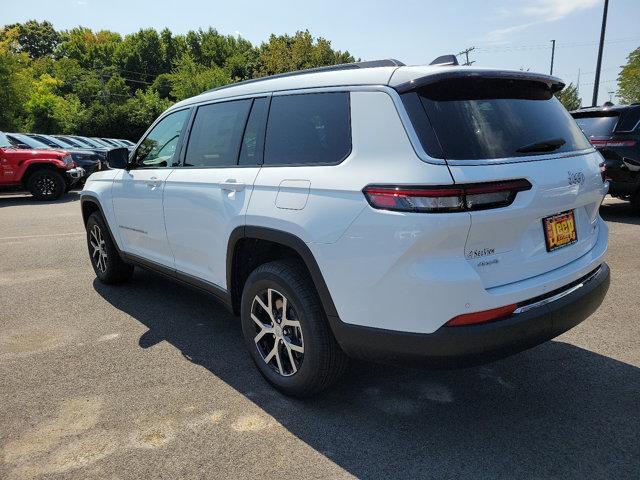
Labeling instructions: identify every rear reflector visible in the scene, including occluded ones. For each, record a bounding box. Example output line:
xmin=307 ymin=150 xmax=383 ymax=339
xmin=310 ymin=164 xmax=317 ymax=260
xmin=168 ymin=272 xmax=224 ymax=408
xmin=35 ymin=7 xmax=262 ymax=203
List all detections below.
xmin=445 ymin=304 xmax=517 ymax=327
xmin=363 ymin=180 xmax=531 ymax=213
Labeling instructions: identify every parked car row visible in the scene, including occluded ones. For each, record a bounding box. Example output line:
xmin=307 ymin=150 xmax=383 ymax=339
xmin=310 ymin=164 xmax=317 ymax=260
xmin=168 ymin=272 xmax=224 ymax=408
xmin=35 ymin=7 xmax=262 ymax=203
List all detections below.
xmin=0 ymin=131 xmax=136 ymax=200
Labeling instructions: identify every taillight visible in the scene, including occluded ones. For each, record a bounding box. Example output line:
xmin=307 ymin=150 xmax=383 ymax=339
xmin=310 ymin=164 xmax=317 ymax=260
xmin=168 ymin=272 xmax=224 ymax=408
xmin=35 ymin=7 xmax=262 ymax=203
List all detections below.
xmin=445 ymin=304 xmax=517 ymax=326
xmin=363 ymin=180 xmax=531 ymax=213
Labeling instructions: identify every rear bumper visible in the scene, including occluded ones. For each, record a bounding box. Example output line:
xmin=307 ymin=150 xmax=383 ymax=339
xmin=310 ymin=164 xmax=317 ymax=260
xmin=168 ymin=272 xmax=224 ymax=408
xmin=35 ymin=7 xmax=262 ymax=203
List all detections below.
xmin=329 ymin=263 xmax=610 ymax=367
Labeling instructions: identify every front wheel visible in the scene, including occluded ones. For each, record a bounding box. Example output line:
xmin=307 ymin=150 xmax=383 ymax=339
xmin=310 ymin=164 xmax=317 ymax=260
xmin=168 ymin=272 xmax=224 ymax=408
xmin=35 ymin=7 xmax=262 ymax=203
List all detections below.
xmin=86 ymin=212 xmax=134 ymax=284
xmin=27 ymin=169 xmax=66 ymax=200
xmin=241 ymin=260 xmax=348 ymax=397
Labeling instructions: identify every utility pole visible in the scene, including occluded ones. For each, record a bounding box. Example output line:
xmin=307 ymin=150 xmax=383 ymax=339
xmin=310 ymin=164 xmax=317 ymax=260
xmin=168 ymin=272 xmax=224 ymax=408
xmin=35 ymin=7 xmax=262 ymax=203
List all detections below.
xmin=457 ymin=47 xmax=475 ymax=66
xmin=577 ymin=68 xmax=581 ymax=97
xmin=592 ymin=0 xmax=609 ymax=106
xmin=549 ymin=40 xmax=556 ymax=75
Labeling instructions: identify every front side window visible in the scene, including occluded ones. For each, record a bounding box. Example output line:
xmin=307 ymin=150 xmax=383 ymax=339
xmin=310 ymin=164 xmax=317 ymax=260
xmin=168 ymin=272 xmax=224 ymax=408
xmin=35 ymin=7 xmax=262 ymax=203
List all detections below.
xmin=264 ymin=92 xmax=351 ymax=166
xmin=184 ymin=99 xmax=252 ymax=168
xmin=134 ymin=109 xmax=190 ymax=168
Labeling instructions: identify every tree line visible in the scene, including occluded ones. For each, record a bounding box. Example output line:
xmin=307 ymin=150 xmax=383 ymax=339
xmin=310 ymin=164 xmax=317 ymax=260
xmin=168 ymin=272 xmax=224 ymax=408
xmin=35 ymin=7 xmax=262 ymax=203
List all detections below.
xmin=1 ymin=20 xmax=639 ymax=141
xmin=0 ymin=20 xmax=355 ymax=140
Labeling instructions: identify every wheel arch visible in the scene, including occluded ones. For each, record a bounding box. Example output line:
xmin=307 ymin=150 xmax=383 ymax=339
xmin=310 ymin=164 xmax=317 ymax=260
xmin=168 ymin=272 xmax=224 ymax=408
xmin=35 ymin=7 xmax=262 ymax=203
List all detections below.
xmin=80 ymin=194 xmax=122 ymax=253
xmin=227 ymin=226 xmax=339 ymax=319
xmin=21 ymin=162 xmax=65 ymax=188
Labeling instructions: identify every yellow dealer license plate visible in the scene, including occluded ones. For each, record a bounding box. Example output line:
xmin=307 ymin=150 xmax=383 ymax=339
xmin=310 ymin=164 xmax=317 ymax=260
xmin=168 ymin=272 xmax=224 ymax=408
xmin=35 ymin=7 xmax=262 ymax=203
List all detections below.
xmin=543 ymin=210 xmax=577 ymax=252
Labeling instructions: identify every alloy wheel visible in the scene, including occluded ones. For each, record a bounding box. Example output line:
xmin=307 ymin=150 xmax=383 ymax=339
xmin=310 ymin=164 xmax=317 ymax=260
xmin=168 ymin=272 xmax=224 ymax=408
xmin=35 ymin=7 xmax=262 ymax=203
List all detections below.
xmin=36 ymin=176 xmax=56 ymax=197
xmin=89 ymin=224 xmax=108 ymax=273
xmin=251 ymin=288 xmax=304 ymax=376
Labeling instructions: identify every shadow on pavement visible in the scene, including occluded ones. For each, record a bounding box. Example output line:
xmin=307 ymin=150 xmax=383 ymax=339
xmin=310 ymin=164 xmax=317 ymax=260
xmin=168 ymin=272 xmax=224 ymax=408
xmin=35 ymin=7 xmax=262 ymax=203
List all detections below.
xmin=94 ymin=269 xmax=639 ymax=479
xmin=0 ymin=191 xmax=80 ymax=208
xmin=600 ymin=200 xmax=640 ymax=226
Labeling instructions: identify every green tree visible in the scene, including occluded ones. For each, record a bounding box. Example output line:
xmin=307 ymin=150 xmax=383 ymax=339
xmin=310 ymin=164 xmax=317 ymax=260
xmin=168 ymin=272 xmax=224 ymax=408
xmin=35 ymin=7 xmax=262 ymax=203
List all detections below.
xmin=169 ymin=53 xmax=231 ymax=100
xmin=3 ymin=20 xmax=60 ymax=58
xmin=555 ymin=83 xmax=581 ymax=111
xmin=0 ymin=27 xmax=31 ymax=130
xmin=256 ymin=30 xmax=355 ymax=77
xmin=618 ymin=46 xmax=640 ymax=104
xmin=56 ymin=28 xmax=121 ymax=70
xmin=115 ymin=29 xmax=166 ymax=90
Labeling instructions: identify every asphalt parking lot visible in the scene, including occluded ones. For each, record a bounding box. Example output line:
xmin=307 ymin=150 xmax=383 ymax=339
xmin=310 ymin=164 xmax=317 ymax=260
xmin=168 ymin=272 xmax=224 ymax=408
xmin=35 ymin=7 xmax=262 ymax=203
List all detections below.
xmin=0 ymin=193 xmax=638 ymax=480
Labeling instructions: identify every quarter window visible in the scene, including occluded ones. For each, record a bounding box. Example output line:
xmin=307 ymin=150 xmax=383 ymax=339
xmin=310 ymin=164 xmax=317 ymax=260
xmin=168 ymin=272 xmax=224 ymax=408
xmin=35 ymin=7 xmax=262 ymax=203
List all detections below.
xmin=184 ymin=99 xmax=252 ymax=167
xmin=134 ymin=109 xmax=190 ymax=168
xmin=264 ymin=92 xmax=351 ymax=166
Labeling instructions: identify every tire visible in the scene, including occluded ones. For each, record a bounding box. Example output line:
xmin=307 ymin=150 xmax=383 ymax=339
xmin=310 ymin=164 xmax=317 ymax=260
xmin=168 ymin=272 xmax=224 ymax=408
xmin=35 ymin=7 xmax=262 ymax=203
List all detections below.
xmin=240 ymin=259 xmax=348 ymax=397
xmin=27 ymin=169 xmax=66 ymax=200
xmin=86 ymin=212 xmax=134 ymax=284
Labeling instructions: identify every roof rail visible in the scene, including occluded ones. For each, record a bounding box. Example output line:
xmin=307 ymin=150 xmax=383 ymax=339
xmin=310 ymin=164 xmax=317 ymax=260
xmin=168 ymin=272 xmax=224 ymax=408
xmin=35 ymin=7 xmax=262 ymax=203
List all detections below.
xmin=429 ymin=54 xmax=459 ymax=66
xmin=204 ymin=59 xmax=405 ymax=94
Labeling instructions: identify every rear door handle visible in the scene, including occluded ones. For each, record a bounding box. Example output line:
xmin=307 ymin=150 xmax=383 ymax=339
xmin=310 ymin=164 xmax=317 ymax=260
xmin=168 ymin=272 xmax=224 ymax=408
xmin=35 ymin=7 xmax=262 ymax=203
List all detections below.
xmin=220 ymin=179 xmax=245 ymax=192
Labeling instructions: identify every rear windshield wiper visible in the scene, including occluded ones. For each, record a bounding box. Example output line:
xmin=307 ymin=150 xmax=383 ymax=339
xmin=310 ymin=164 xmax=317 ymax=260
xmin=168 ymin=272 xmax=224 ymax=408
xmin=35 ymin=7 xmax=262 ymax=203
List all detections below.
xmin=516 ymin=137 xmax=566 ymax=154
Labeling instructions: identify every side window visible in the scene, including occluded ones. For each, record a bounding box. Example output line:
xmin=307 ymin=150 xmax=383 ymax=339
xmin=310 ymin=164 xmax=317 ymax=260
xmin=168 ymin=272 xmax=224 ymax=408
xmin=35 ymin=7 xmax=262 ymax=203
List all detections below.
xmin=264 ymin=92 xmax=351 ymax=166
xmin=239 ymin=97 xmax=270 ymax=165
xmin=134 ymin=109 xmax=190 ymax=168
xmin=184 ymin=99 xmax=252 ymax=168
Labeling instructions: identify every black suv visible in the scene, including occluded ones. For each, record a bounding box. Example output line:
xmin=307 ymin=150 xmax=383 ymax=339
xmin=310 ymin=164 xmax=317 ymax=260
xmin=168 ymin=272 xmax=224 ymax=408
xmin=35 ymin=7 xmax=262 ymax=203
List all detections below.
xmin=571 ymin=104 xmax=640 ymax=207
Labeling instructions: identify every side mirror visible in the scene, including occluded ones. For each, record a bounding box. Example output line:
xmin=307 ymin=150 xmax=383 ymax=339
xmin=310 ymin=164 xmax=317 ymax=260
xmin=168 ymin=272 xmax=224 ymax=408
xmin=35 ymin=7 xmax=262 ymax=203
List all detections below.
xmin=105 ymin=147 xmax=130 ymax=169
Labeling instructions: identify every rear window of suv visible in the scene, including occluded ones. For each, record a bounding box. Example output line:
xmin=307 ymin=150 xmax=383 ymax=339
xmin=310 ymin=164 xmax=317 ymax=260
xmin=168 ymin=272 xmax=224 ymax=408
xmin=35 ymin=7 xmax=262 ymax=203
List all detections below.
xmin=264 ymin=92 xmax=351 ymax=166
xmin=574 ymin=115 xmax=619 ymax=138
xmin=402 ymin=78 xmax=591 ymax=160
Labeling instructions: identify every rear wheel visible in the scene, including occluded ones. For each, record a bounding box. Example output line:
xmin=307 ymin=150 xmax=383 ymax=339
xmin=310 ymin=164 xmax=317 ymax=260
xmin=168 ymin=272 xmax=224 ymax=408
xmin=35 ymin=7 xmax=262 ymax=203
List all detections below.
xmin=27 ymin=169 xmax=66 ymax=200
xmin=86 ymin=212 xmax=134 ymax=284
xmin=241 ymin=260 xmax=348 ymax=397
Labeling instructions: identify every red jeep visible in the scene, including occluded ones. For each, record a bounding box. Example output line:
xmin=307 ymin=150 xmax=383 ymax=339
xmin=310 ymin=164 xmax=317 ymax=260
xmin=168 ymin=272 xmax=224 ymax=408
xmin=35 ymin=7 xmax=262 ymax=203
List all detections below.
xmin=0 ymin=131 xmax=85 ymax=200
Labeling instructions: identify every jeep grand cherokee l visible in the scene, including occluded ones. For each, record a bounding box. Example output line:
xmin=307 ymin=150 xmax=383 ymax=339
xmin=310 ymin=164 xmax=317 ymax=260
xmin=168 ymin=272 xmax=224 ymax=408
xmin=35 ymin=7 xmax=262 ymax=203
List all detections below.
xmin=81 ymin=59 xmax=610 ymax=396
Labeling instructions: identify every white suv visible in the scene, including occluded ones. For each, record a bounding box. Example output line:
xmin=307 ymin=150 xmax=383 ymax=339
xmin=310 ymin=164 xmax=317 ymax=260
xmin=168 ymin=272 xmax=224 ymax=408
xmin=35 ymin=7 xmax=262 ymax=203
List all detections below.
xmin=81 ymin=58 xmax=610 ymax=396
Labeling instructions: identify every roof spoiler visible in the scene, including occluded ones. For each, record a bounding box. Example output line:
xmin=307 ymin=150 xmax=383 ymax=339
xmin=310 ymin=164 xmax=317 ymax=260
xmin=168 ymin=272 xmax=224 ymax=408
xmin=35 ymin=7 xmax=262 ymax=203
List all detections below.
xmin=429 ymin=54 xmax=459 ymax=66
xmin=394 ymin=70 xmax=565 ymax=94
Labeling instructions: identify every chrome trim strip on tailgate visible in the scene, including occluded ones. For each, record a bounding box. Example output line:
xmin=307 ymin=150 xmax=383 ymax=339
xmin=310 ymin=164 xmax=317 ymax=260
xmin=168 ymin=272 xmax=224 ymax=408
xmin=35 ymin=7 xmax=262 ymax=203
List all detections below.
xmin=513 ymin=266 xmax=602 ymax=314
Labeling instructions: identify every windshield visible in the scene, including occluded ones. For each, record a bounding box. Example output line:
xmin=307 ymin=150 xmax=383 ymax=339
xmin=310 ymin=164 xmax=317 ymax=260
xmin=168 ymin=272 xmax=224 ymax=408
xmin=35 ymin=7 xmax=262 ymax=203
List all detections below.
xmin=79 ymin=137 xmax=102 ymax=148
xmin=0 ymin=132 xmax=11 ymax=148
xmin=43 ymin=135 xmax=73 ymax=148
xmin=54 ymin=136 xmax=79 ymax=147
xmin=574 ymin=115 xmax=619 ymax=138
xmin=11 ymin=134 xmax=50 ymax=149
xmin=403 ymin=78 xmax=591 ymax=160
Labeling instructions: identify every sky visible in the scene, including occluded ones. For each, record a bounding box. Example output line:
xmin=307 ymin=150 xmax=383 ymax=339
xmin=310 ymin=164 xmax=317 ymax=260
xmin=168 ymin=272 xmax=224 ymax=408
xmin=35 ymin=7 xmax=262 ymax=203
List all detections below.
xmin=3 ymin=0 xmax=639 ymax=105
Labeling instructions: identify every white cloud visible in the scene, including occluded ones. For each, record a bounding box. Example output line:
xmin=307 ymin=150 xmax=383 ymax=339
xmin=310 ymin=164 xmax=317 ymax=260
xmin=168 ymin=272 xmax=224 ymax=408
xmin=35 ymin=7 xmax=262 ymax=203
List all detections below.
xmin=523 ymin=0 xmax=600 ymax=22
xmin=485 ymin=21 xmax=541 ymax=43
xmin=484 ymin=0 xmax=600 ymax=42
